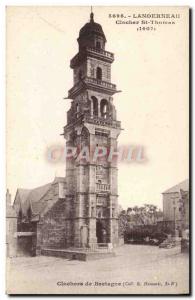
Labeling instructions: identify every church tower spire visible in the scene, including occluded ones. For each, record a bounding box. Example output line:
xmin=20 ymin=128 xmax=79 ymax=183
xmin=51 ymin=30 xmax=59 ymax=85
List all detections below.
xmin=90 ymin=6 xmax=94 ymax=22
xmin=63 ymin=11 xmax=121 ymax=248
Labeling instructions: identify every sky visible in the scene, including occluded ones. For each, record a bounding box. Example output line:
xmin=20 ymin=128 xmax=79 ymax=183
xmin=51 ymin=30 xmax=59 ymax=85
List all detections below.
xmin=6 ymin=6 xmax=189 ymax=209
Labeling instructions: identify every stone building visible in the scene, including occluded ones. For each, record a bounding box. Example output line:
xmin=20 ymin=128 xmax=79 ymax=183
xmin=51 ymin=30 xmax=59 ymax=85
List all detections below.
xmin=162 ymin=179 xmax=189 ymax=233
xmin=12 ymin=12 xmax=121 ymax=256
xmin=6 ymin=189 xmax=17 ymax=257
xmin=13 ymin=177 xmax=66 ymax=255
xmin=63 ymin=11 xmax=121 ymax=248
xmin=180 ymin=188 xmax=189 ymax=230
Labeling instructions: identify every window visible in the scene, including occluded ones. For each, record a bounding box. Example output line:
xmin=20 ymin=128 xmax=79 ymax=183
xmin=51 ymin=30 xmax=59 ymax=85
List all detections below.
xmin=96 ymin=41 xmax=101 ymax=49
xmin=96 ymin=67 xmax=102 ymax=80
xmin=91 ymin=96 xmax=98 ymax=116
xmin=100 ymin=99 xmax=109 ymax=119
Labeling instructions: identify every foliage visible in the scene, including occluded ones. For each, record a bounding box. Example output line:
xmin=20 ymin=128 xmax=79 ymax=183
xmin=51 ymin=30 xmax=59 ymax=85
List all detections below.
xmin=118 ymin=204 xmax=163 ymax=238
xmin=126 ymin=204 xmax=163 ymax=226
xmin=118 ymin=210 xmax=128 ymax=237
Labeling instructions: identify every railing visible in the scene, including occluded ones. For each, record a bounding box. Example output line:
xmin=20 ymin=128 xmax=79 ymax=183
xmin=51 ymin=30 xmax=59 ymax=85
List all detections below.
xmin=65 ymin=112 xmax=121 ymax=130
xmin=65 ymin=113 xmax=121 ymax=130
xmin=85 ymin=77 xmax=116 ymax=90
xmin=86 ymin=47 xmax=114 ymax=60
xmin=68 ymin=76 xmax=116 ymax=98
xmin=84 ymin=115 xmax=121 ymax=129
xmin=70 ymin=48 xmax=114 ymax=68
xmin=96 ymin=183 xmax=110 ymax=192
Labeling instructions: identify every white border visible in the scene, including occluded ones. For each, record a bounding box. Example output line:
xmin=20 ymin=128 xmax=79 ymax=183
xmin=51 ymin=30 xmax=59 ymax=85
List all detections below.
xmin=0 ymin=1 xmax=193 ymax=299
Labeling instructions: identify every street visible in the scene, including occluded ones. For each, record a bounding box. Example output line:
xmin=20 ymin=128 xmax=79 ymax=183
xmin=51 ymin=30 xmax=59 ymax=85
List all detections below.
xmin=6 ymin=244 xmax=189 ymax=294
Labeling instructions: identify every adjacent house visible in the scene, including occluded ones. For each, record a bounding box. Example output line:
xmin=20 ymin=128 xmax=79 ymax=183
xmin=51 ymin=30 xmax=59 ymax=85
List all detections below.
xmin=13 ymin=177 xmax=66 ymax=256
xmin=162 ymin=179 xmax=189 ymax=233
xmin=6 ymin=189 xmax=17 ymax=257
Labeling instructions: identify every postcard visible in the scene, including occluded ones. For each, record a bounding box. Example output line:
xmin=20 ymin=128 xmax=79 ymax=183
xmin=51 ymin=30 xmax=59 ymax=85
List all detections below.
xmin=6 ymin=6 xmax=190 ymax=295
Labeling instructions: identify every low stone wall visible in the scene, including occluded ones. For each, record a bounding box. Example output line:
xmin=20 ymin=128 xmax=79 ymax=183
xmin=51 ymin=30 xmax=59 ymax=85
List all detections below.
xmin=41 ymin=248 xmax=115 ymax=261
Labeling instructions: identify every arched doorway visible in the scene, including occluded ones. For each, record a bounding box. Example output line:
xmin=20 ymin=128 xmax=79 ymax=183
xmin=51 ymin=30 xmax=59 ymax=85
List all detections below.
xmin=96 ymin=220 xmax=107 ymax=244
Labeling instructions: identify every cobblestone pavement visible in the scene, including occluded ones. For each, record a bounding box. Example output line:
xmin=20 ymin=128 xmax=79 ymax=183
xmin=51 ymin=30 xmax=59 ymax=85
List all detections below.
xmin=6 ymin=245 xmax=189 ymax=295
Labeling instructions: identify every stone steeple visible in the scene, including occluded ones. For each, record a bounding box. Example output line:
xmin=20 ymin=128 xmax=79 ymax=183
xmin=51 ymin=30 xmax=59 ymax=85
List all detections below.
xmin=63 ymin=11 xmax=121 ymax=248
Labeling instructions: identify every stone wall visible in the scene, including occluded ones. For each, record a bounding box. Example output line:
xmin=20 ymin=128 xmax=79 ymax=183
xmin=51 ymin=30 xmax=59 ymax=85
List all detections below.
xmin=163 ymin=192 xmax=182 ymax=222
xmin=87 ymin=58 xmax=111 ymax=82
xmin=6 ymin=217 xmax=17 ymax=257
xmin=40 ymin=199 xmax=67 ymax=249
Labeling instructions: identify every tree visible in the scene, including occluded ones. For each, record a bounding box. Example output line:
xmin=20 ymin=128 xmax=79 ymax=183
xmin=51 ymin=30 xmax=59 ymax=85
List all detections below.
xmin=122 ymin=204 xmax=162 ymax=227
xmin=118 ymin=210 xmax=129 ymax=237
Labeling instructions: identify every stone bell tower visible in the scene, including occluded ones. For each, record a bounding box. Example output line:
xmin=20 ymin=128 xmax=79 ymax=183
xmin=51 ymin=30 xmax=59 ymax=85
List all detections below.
xmin=63 ymin=12 xmax=121 ymax=248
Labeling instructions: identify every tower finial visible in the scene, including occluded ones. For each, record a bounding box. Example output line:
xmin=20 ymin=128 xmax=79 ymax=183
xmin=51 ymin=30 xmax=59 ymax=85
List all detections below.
xmin=90 ymin=6 xmax=94 ymax=22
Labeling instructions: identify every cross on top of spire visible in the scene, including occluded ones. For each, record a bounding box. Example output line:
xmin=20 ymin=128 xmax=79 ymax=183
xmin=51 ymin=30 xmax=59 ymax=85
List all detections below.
xmin=90 ymin=6 xmax=94 ymax=22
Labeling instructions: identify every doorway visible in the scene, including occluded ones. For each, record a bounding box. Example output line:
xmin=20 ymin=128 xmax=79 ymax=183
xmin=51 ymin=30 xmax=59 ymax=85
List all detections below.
xmin=17 ymin=236 xmax=33 ymax=256
xmin=96 ymin=220 xmax=103 ymax=243
xmin=96 ymin=220 xmax=108 ymax=244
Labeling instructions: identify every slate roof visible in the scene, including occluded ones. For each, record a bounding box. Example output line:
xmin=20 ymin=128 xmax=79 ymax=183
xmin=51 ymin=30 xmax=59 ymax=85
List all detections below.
xmin=14 ymin=177 xmax=66 ymax=219
xmin=28 ymin=182 xmax=52 ymax=215
xmin=162 ymin=179 xmax=189 ymax=194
